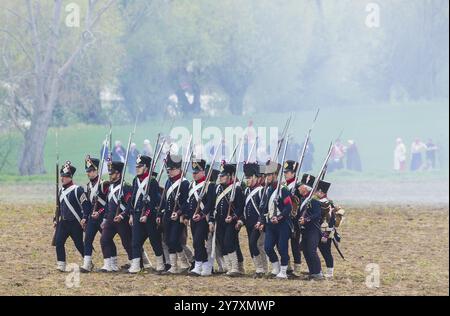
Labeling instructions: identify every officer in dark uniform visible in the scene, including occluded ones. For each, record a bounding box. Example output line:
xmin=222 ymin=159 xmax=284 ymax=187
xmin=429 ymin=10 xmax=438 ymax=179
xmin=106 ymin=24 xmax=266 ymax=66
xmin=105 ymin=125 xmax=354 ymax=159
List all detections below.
xmin=98 ymin=161 xmax=133 ymax=272
xmin=182 ymin=159 xmax=216 ymax=276
xmin=283 ymin=160 xmax=302 ymax=277
xmin=157 ymin=153 xmax=190 ymax=274
xmin=210 ymin=163 xmax=245 ymax=277
xmin=127 ymin=155 xmax=163 ymax=274
xmin=297 ymin=173 xmax=324 ymax=280
xmin=80 ymin=156 xmax=109 ymax=273
xmin=54 ymin=161 xmax=92 ymax=272
xmin=257 ymin=161 xmax=293 ymax=279
xmin=242 ymin=163 xmax=266 ymax=278
xmin=315 ymin=180 xmax=344 ymax=278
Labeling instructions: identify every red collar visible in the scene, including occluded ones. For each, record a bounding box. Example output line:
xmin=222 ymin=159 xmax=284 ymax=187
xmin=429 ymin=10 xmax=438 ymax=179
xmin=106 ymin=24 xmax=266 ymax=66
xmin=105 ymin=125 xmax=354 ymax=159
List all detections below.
xmin=271 ymin=181 xmax=278 ymax=189
xmin=138 ymin=171 xmax=149 ymax=181
xmin=171 ymin=173 xmax=182 ymax=182
xmin=286 ymin=177 xmax=296 ymax=185
xmin=63 ymin=181 xmax=74 ymax=189
xmin=90 ymin=176 xmax=99 ymax=185
xmin=196 ymin=176 xmax=206 ymax=184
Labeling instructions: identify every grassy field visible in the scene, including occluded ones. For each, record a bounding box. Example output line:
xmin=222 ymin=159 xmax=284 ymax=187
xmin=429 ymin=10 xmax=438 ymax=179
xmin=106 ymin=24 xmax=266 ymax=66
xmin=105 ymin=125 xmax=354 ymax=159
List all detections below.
xmin=0 ymin=102 xmax=448 ymax=184
xmin=0 ymin=202 xmax=448 ymax=296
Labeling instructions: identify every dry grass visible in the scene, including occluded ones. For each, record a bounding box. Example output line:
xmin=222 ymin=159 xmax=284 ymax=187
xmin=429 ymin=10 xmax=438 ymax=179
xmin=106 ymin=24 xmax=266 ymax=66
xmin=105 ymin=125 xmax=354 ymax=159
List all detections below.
xmin=0 ymin=203 xmax=448 ymax=296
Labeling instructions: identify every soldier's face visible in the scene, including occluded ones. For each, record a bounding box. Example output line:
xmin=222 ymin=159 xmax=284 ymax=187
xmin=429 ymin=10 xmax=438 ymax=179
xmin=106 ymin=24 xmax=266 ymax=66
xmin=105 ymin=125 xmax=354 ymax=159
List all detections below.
xmin=60 ymin=176 xmax=72 ymax=185
xmin=219 ymin=174 xmax=229 ymax=184
xmin=246 ymin=176 xmax=257 ymax=187
xmin=168 ymin=168 xmax=181 ymax=178
xmin=316 ymin=191 xmax=326 ymax=199
xmin=266 ymin=174 xmax=275 ymax=183
xmin=109 ymin=171 xmax=120 ymax=182
xmin=193 ymin=171 xmax=205 ymax=181
xmin=87 ymin=170 xmax=98 ymax=180
xmin=298 ymin=185 xmax=310 ymax=197
xmin=284 ymin=171 xmax=295 ymax=181
xmin=136 ymin=165 xmax=146 ymax=176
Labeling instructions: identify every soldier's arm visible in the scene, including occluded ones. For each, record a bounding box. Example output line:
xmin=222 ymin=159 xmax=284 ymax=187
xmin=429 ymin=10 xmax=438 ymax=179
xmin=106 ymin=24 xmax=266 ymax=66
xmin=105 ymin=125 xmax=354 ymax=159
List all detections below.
xmin=119 ymin=185 xmax=133 ymax=219
xmin=233 ymin=186 xmax=245 ymax=221
xmin=77 ymin=187 xmax=92 ymax=219
xmin=203 ymin=184 xmax=216 ymax=218
xmin=277 ymin=187 xmax=293 ymax=221
xmin=126 ymin=178 xmax=138 ymax=217
xmin=158 ymin=180 xmax=169 ymax=218
xmin=178 ymin=180 xmax=190 ymax=216
xmin=96 ymin=181 xmax=109 ymax=216
xmin=143 ymin=178 xmax=160 ymax=217
xmin=303 ymin=199 xmax=321 ymax=224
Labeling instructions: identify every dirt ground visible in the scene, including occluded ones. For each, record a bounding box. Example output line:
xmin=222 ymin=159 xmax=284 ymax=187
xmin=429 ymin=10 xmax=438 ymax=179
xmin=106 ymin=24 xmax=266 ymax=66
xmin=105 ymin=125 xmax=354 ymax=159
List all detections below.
xmin=0 ymin=201 xmax=448 ymax=296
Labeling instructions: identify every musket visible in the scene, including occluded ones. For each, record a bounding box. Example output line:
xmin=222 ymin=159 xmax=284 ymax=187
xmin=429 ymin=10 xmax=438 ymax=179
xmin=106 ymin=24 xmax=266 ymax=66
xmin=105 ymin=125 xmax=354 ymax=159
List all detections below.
xmin=51 ymin=130 xmax=60 ymax=247
xmin=239 ymin=136 xmax=258 ymax=184
xmin=170 ymin=135 xmax=193 ymax=217
xmin=228 ymin=140 xmax=240 ymax=163
xmin=293 ymin=108 xmax=320 ymax=193
xmin=114 ymin=117 xmax=138 ymax=217
xmin=271 ymin=114 xmax=292 ymax=162
xmin=298 ymin=142 xmax=333 ymax=220
xmin=274 ymin=135 xmax=290 ymax=206
xmin=192 ymin=142 xmax=222 ymax=217
xmin=226 ymin=137 xmax=244 ymax=218
xmin=90 ymin=134 xmax=109 ymax=218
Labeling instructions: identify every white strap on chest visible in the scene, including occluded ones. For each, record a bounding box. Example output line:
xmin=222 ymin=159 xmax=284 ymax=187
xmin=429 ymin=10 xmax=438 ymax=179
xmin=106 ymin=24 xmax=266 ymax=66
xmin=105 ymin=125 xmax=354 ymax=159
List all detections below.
xmin=166 ymin=179 xmax=181 ymax=200
xmin=59 ymin=185 xmax=81 ymax=223
xmin=215 ymin=185 xmax=233 ymax=208
xmin=134 ymin=177 xmax=149 ymax=208
xmin=108 ymin=184 xmax=121 ymax=205
xmin=246 ymin=186 xmax=262 ymax=216
xmin=268 ymin=189 xmax=278 ymax=218
xmin=287 ymin=181 xmax=296 ymax=192
xmin=189 ymin=181 xmax=206 ymax=210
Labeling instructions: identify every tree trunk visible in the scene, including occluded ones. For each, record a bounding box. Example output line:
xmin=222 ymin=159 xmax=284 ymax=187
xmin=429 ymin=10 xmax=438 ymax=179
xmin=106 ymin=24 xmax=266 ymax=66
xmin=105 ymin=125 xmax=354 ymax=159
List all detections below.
xmin=19 ymin=103 xmax=53 ymax=175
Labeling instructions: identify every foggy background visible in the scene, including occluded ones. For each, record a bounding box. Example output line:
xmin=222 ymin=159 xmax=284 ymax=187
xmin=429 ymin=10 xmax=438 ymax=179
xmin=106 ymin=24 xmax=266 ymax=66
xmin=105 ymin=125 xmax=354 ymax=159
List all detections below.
xmin=0 ymin=0 xmax=448 ymax=204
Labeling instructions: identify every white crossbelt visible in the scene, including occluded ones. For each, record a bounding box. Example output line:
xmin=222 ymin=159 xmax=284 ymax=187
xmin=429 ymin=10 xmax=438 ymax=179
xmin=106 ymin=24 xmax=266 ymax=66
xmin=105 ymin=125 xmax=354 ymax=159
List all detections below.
xmin=245 ymin=186 xmax=263 ymax=217
xmin=134 ymin=177 xmax=149 ymax=209
xmin=215 ymin=185 xmax=233 ymax=208
xmin=268 ymin=189 xmax=278 ymax=218
xmin=189 ymin=181 xmax=205 ymax=210
xmin=88 ymin=181 xmax=106 ymax=206
xmin=59 ymin=185 xmax=81 ymax=223
xmin=108 ymin=184 xmax=126 ymax=211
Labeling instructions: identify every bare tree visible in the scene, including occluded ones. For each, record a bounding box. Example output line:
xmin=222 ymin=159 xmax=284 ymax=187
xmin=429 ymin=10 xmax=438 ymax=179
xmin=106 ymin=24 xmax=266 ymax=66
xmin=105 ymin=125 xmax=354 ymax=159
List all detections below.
xmin=1 ymin=0 xmax=116 ymax=175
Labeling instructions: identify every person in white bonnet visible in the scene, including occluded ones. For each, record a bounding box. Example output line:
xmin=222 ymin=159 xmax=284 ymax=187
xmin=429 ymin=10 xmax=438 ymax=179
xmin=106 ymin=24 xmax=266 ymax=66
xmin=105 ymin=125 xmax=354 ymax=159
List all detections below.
xmin=394 ymin=138 xmax=407 ymax=171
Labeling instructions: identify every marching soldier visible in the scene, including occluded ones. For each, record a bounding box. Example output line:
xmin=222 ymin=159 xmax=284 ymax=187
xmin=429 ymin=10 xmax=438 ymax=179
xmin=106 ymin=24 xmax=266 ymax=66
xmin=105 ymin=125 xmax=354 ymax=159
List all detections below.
xmin=257 ymin=161 xmax=293 ymax=279
xmin=54 ymin=161 xmax=92 ymax=272
xmin=158 ymin=153 xmax=191 ymax=274
xmin=98 ymin=161 xmax=133 ymax=272
xmin=315 ymin=180 xmax=345 ymax=278
xmin=209 ymin=163 xmax=245 ymax=277
xmin=242 ymin=163 xmax=267 ymax=278
xmin=127 ymin=155 xmax=164 ymax=274
xmin=80 ymin=156 xmax=109 ymax=273
xmin=297 ymin=173 xmax=324 ymax=280
xmin=182 ymin=159 xmax=216 ymax=276
xmin=283 ymin=160 xmax=302 ymax=277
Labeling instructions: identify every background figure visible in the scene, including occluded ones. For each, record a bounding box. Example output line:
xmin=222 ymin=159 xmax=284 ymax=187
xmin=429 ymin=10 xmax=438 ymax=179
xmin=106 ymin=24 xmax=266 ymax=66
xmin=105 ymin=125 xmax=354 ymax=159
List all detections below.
xmin=346 ymin=140 xmax=362 ymax=172
xmin=410 ymin=138 xmax=427 ymax=171
xmin=300 ymin=140 xmax=314 ymax=172
xmin=425 ymin=139 xmax=438 ymax=170
xmin=113 ymin=141 xmax=126 ymax=162
xmin=128 ymin=143 xmax=139 ymax=175
xmin=142 ymin=139 xmax=153 ymax=157
xmin=286 ymin=140 xmax=300 ymax=161
xmin=394 ymin=138 xmax=407 ymax=172
xmin=329 ymin=139 xmax=346 ymax=172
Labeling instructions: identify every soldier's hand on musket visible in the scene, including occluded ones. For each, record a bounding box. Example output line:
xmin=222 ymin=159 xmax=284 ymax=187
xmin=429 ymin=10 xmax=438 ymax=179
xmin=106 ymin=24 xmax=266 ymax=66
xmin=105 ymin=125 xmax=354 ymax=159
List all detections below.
xmin=140 ymin=215 xmax=147 ymax=224
xmin=225 ymin=215 xmax=233 ymax=223
xmin=270 ymin=216 xmax=279 ymax=224
xmin=299 ymin=217 xmax=305 ymax=225
xmin=254 ymin=222 xmax=260 ymax=230
xmin=156 ymin=217 xmax=161 ymax=225
xmin=53 ymin=220 xmax=57 ymax=229
xmin=100 ymin=219 xmax=106 ymax=230
xmin=183 ymin=217 xmax=189 ymax=226
xmin=91 ymin=211 xmax=99 ymax=219
xmin=209 ymin=223 xmax=215 ymax=233
xmin=235 ymin=220 xmax=243 ymax=231
xmin=129 ymin=215 xmax=133 ymax=226
xmin=192 ymin=214 xmax=201 ymax=222
xmin=171 ymin=212 xmax=178 ymax=221
xmin=114 ymin=215 xmax=123 ymax=223
xmin=80 ymin=218 xmax=87 ymax=230
xmin=258 ymin=224 xmax=265 ymax=232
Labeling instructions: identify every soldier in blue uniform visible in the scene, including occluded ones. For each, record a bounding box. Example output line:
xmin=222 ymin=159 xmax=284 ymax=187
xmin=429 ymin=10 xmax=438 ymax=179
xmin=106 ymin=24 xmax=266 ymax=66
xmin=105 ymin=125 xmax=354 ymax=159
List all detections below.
xmin=242 ymin=163 xmax=267 ymax=278
xmin=157 ymin=153 xmax=191 ymax=274
xmin=127 ymin=155 xmax=163 ymax=274
xmin=54 ymin=161 xmax=92 ymax=272
xmin=283 ymin=160 xmax=302 ymax=277
xmin=257 ymin=161 xmax=293 ymax=279
xmin=315 ymin=180 xmax=345 ymax=278
xmin=209 ymin=163 xmax=245 ymax=277
xmin=98 ymin=161 xmax=133 ymax=272
xmin=80 ymin=156 xmax=109 ymax=273
xmin=182 ymin=159 xmax=216 ymax=276
xmin=297 ymin=173 xmax=324 ymax=280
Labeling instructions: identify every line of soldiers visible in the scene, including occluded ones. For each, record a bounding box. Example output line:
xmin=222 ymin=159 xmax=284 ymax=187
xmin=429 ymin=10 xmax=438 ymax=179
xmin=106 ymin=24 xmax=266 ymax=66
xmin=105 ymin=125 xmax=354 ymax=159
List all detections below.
xmin=53 ymin=153 xmax=345 ymax=280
